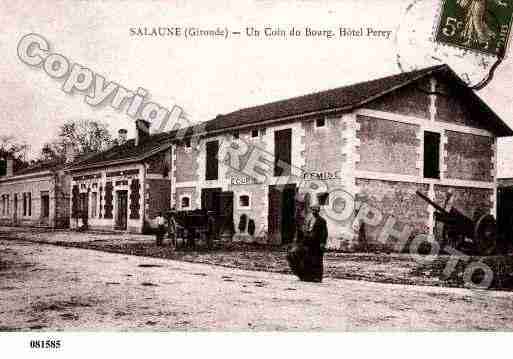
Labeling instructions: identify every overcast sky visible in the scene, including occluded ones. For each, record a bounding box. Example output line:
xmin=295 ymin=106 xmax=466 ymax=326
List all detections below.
xmin=1 ymin=0 xmax=513 ymax=176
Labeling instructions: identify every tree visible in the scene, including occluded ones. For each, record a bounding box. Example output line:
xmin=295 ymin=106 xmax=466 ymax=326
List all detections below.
xmin=39 ymin=119 xmax=113 ymax=161
xmin=0 ymin=135 xmax=29 ymax=173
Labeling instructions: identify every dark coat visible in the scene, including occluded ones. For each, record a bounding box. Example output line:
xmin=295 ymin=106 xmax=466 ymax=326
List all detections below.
xmin=305 ymin=215 xmax=328 ymax=253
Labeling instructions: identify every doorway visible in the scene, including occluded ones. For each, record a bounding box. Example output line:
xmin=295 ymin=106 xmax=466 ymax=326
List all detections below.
xmin=498 ymin=187 xmax=513 ymax=246
xmin=13 ymin=194 xmax=18 ymax=225
xmin=201 ymin=187 xmax=222 ymax=214
xmin=116 ymin=190 xmax=128 ymax=230
xmin=268 ymin=184 xmax=296 ymax=244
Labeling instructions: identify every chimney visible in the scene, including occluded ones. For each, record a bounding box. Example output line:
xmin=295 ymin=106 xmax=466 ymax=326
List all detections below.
xmin=6 ymin=158 xmax=13 ymax=177
xmin=65 ymin=143 xmax=77 ymax=164
xmin=135 ymin=119 xmax=151 ymax=146
xmin=118 ymin=128 xmax=128 ymax=145
xmin=1 ymin=157 xmax=14 ymax=177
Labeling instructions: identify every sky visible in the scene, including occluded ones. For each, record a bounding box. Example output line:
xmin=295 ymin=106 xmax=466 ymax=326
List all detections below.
xmin=1 ymin=0 xmax=513 ymax=176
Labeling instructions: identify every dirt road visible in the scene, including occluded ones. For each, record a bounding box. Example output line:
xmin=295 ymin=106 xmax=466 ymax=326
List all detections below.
xmin=1 ymin=239 xmax=513 ymax=331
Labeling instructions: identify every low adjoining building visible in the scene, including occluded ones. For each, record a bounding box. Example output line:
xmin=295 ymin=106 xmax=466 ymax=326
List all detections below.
xmin=65 ymin=120 xmax=174 ymax=233
xmin=0 ymin=158 xmax=70 ymax=228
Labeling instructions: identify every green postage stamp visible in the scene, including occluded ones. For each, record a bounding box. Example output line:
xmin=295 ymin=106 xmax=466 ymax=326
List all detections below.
xmin=435 ymin=0 xmax=513 ymax=56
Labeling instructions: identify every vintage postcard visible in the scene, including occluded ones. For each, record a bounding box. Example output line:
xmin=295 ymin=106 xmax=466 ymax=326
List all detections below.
xmin=1 ymin=0 xmax=513 ymax=356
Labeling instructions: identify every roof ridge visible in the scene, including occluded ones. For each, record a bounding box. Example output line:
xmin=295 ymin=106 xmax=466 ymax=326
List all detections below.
xmin=216 ymin=64 xmax=447 ymax=119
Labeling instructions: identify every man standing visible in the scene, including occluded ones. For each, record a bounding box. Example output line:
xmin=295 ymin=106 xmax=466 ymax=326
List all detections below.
xmin=167 ymin=209 xmax=178 ymax=248
xmin=303 ymin=204 xmax=328 ymax=282
xmin=206 ymin=210 xmax=216 ymax=250
xmin=155 ymin=211 xmax=166 ymax=246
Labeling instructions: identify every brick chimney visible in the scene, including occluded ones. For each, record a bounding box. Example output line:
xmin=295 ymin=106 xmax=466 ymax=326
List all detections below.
xmin=65 ymin=143 xmax=77 ymax=164
xmin=118 ymin=128 xmax=128 ymax=145
xmin=6 ymin=158 xmax=13 ymax=177
xmin=1 ymin=157 xmax=13 ymax=177
xmin=135 ymin=119 xmax=151 ymax=146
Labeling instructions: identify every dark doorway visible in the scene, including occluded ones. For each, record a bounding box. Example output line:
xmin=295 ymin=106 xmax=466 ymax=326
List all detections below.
xmin=41 ymin=192 xmax=50 ymax=221
xmin=268 ymin=184 xmax=296 ymax=244
xmin=424 ymin=131 xmax=441 ymax=179
xmin=13 ymin=194 xmax=18 ymax=225
xmin=498 ymin=187 xmax=513 ymax=245
xmin=80 ymin=192 xmax=89 ymax=227
xmin=201 ymin=187 xmax=222 ymax=214
xmin=116 ymin=190 xmax=128 ymax=230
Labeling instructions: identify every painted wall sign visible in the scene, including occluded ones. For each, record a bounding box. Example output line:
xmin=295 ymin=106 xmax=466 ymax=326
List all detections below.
xmin=231 ymin=175 xmax=258 ymax=185
xmin=303 ymin=171 xmax=341 ymax=181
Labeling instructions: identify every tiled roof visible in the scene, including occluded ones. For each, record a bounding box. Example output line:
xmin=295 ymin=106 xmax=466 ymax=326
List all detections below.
xmin=11 ymin=159 xmax=65 ymax=177
xmin=67 ymin=64 xmax=513 ymax=171
xmin=204 ymin=65 xmax=447 ymax=132
xmin=68 ymin=131 xmax=175 ymax=170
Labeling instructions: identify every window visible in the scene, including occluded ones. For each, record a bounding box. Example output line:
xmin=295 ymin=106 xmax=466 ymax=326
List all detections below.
xmin=315 ymin=117 xmax=326 ymax=128
xmin=180 ymin=196 xmax=191 ymax=209
xmin=23 ymin=193 xmax=27 ymax=216
xmin=424 ymin=131 xmax=441 ymax=179
xmin=205 ymin=140 xmax=219 ymax=181
xmin=274 ymin=129 xmax=292 ymax=177
xmin=22 ymin=192 xmax=32 ymax=217
xmin=41 ymin=192 xmax=50 ymax=218
xmin=239 ymin=194 xmax=250 ymax=208
xmin=91 ymin=192 xmax=98 ymax=218
xmin=317 ymin=192 xmax=329 ymax=206
xmin=1 ymin=195 xmax=6 ymax=216
xmin=233 ymin=131 xmax=239 ymax=139
xmin=184 ymin=139 xmax=191 ymax=149
xmin=0 ymin=160 xmax=6 ymax=176
xmin=251 ymin=129 xmax=259 ymax=138
xmin=260 ymin=128 xmax=266 ymax=136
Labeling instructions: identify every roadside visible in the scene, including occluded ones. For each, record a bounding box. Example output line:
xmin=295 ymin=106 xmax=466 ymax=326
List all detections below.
xmin=1 ymin=226 xmax=513 ymax=290
xmin=2 ymin=238 xmax=513 ymax=330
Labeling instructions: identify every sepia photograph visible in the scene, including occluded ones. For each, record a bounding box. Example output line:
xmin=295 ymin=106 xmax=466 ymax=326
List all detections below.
xmin=1 ymin=0 xmax=513 ymax=356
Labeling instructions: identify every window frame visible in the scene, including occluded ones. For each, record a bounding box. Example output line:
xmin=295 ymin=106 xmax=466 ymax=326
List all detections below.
xmin=179 ymin=195 xmax=191 ymax=210
xmin=423 ymin=131 xmax=441 ymax=179
xmin=315 ymin=117 xmax=327 ymax=129
xmin=237 ymin=193 xmax=251 ymax=209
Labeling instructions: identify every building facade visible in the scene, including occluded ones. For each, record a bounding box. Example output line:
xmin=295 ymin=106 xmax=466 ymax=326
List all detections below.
xmin=0 ymin=159 xmax=70 ymax=228
xmin=66 ymin=122 xmax=173 ymax=233
xmin=172 ymin=65 xmax=512 ymax=250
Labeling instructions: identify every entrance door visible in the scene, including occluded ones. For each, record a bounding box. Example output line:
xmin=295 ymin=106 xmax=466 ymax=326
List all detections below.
xmin=13 ymin=194 xmax=18 ymax=225
xmin=498 ymin=187 xmax=513 ymax=247
xmin=80 ymin=192 xmax=89 ymax=225
xmin=116 ymin=191 xmax=128 ymax=230
xmin=201 ymin=188 xmax=222 ymax=214
xmin=268 ymin=184 xmax=296 ymax=244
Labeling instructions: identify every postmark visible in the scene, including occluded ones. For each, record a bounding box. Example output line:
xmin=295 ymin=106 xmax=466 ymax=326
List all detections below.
xmin=395 ymin=0 xmax=513 ymax=88
xmin=435 ymin=0 xmax=513 ymax=57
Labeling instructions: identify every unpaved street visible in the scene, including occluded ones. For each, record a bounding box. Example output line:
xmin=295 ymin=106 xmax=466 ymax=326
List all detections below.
xmin=1 ymin=239 xmax=513 ymax=331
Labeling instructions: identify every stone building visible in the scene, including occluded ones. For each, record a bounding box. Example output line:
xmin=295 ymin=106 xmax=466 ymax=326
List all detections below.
xmin=172 ymin=65 xmax=512 ymax=250
xmin=65 ymin=120 xmax=173 ymax=233
xmin=0 ymin=158 xmax=70 ymax=228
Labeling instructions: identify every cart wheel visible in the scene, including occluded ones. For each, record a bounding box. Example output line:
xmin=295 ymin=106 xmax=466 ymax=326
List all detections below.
xmin=474 ymin=214 xmax=497 ymax=256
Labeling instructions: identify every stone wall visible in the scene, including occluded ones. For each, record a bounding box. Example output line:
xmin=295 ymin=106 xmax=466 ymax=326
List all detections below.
xmin=355 ymin=179 xmax=430 ymax=250
xmin=356 ymin=115 xmax=420 ymax=175
xmin=146 ymin=179 xmax=171 ymax=220
xmin=444 ymin=131 xmax=493 ymax=182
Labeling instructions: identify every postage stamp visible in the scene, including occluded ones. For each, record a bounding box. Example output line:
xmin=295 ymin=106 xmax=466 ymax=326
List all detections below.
xmin=435 ymin=0 xmax=513 ymax=56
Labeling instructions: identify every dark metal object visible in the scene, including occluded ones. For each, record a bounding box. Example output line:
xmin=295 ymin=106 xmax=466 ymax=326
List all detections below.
xmin=416 ymin=191 xmax=497 ymax=255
